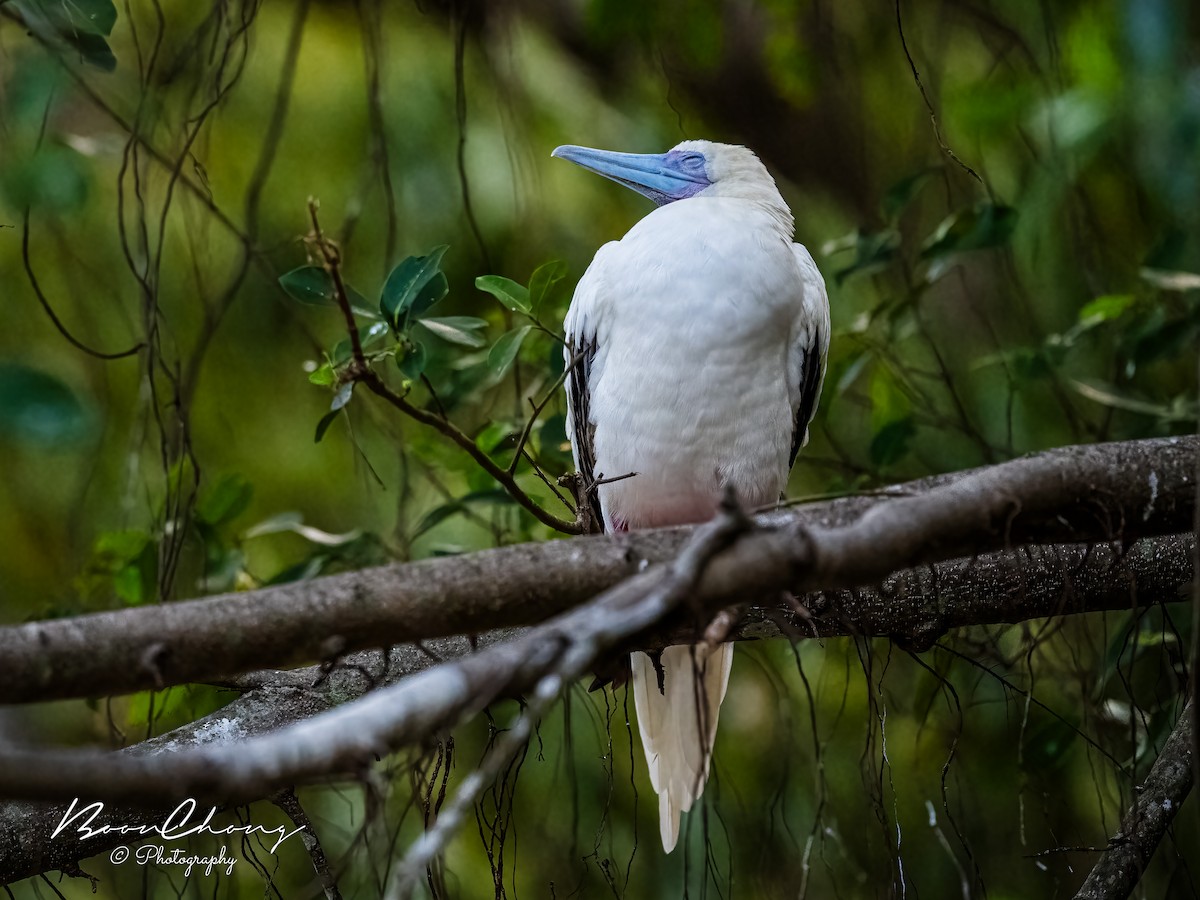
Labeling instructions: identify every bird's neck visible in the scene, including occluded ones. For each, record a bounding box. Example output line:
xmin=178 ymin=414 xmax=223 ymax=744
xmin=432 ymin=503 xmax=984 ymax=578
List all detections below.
xmin=705 ymin=186 xmax=794 ymax=240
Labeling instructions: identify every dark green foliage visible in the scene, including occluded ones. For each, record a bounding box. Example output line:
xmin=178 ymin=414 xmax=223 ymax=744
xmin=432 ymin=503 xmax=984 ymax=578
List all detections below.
xmin=278 ymin=266 xmax=377 ymax=318
xmin=0 ymin=363 xmax=94 ymax=446
xmin=475 ymin=274 xmax=530 ymax=313
xmin=921 ymin=202 xmax=1018 ymax=259
xmin=11 ymin=0 xmax=118 ymax=71
xmin=380 ymin=246 xmax=450 ymax=331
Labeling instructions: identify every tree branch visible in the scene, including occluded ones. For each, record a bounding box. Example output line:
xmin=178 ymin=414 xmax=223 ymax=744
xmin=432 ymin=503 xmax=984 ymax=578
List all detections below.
xmin=1074 ymin=701 xmax=1195 ymax=900
xmin=0 ymin=434 xmax=1195 ymax=806
xmin=0 ymin=436 xmax=1193 ymax=705
xmin=0 ymin=534 xmax=1191 ymax=883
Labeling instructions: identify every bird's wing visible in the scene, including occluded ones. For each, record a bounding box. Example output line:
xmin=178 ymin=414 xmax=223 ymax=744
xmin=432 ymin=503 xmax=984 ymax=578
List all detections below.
xmin=787 ymin=243 xmax=831 ymax=467
xmin=563 ymin=244 xmax=613 ymax=531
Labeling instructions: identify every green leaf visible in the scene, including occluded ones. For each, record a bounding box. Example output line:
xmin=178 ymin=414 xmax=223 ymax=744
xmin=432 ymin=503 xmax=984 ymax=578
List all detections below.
xmin=195 ymin=474 xmax=253 ymax=527
xmin=1139 ymin=267 xmax=1200 ymax=292
xmin=528 ymin=260 xmax=568 ymax=315
xmin=475 ymin=421 xmax=519 ymax=454
xmin=244 ymin=512 xmax=361 ymax=546
xmin=279 ymin=266 xmax=333 ymax=304
xmin=78 ymin=0 xmax=118 ymax=34
xmin=1011 ymin=347 xmax=1054 ymax=381
xmin=243 ymin=511 xmax=304 ymax=537
xmin=921 ymin=203 xmax=1018 ymax=259
xmin=266 ymin=554 xmax=331 ymax=585
xmin=412 ymin=503 xmax=468 ymax=539
xmin=869 ymin=418 xmax=916 ymax=467
xmin=397 ymin=341 xmax=428 ymax=381
xmin=412 ymin=489 xmax=516 ymax=539
xmin=867 ymin=364 xmax=914 ymax=466
xmin=13 ymin=0 xmax=117 ymax=70
xmin=71 ymin=31 xmax=117 ymax=71
xmin=426 ymin=315 xmax=488 ymax=331
xmin=475 ymin=275 xmax=531 ymax=314
xmin=1123 ymin=307 xmax=1200 ymax=367
xmin=94 ymin=529 xmax=151 ymax=562
xmin=86 ymin=526 xmax=157 ymax=606
xmin=488 ymin=326 xmax=533 ymax=380
xmin=1069 ymin=378 xmax=1196 ymax=421
xmin=830 ymin=228 xmax=900 ymax=285
xmin=417 ymin=317 xmax=489 ymax=348
xmin=361 ymin=319 xmax=390 ymax=345
xmin=1078 ymin=294 xmax=1136 ymax=327
xmin=112 ymin=563 xmax=144 ymax=606
xmin=314 ymin=410 xmax=339 ymax=443
xmin=834 ymin=352 xmax=871 ymax=395
xmin=330 ymin=382 xmax=354 ymax=411
xmin=278 ymin=266 xmax=376 ymax=317
xmin=881 ymin=167 xmax=941 ymax=221
xmin=308 ymin=362 xmax=335 ymax=386
xmin=381 ymin=246 xmax=450 ymax=329
xmin=868 ymin=365 xmax=911 ymax=431
xmin=20 ymin=0 xmax=118 ymax=35
xmin=329 ymin=321 xmax=388 ymax=364
xmin=0 ymin=363 xmax=94 ymax=446
xmin=3 ymin=145 xmax=89 ymax=212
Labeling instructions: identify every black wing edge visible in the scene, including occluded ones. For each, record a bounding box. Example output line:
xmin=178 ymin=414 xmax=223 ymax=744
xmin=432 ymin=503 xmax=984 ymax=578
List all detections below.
xmin=567 ymin=335 xmax=606 ymax=532
xmin=788 ymin=334 xmax=823 ymax=468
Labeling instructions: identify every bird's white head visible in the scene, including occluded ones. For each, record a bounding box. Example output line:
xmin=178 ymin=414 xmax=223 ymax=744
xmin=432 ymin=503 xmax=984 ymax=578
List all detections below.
xmin=552 ymin=139 xmax=793 ymax=235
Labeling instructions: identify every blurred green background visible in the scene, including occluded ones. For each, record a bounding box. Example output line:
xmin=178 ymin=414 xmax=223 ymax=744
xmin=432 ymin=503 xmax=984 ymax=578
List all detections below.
xmin=0 ymin=0 xmax=1197 ymax=896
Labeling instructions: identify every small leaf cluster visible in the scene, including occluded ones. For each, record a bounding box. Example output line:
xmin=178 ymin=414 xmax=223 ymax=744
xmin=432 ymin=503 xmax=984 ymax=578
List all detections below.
xmin=823 ymin=168 xmax=1018 ymax=287
xmin=984 ymin=271 xmax=1200 ymax=427
xmin=279 ymin=243 xmax=574 ymax=545
xmin=280 ymin=250 xmax=570 ymax=445
xmin=74 ymin=470 xmax=384 ymax=609
xmin=821 ymin=172 xmax=1021 ymax=472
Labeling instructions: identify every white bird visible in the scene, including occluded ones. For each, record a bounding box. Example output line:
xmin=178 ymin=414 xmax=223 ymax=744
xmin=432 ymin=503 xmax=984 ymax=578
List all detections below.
xmin=553 ymin=140 xmax=830 ymax=852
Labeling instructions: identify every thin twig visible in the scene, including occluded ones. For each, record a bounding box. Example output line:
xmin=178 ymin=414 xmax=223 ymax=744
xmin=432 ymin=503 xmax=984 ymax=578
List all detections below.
xmin=20 ymin=209 xmax=144 ymax=360
xmin=506 ymin=350 xmax=585 ymax=476
xmin=894 ymin=0 xmax=986 ymax=188
xmin=360 ymin=371 xmax=582 ymax=533
xmin=520 ymin=446 xmax=574 ymax=513
xmin=273 ymin=790 xmax=343 ymax=900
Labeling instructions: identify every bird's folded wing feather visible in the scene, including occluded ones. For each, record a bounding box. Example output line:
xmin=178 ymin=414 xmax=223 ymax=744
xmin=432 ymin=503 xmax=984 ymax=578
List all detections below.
xmin=564 ymin=246 xmax=615 ymax=531
xmin=787 ymin=243 xmax=831 ymax=467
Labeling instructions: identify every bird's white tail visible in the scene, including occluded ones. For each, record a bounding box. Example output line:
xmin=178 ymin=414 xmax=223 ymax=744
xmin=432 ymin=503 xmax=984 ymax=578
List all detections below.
xmin=630 ymin=642 xmax=734 ymax=851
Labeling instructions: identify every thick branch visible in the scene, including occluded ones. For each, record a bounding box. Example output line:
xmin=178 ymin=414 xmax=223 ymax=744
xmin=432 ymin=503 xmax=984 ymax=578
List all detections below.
xmin=1074 ymin=701 xmax=1195 ymax=900
xmin=0 ymin=436 xmax=1194 ymax=705
xmin=0 ymin=463 xmax=1194 ymax=807
xmin=0 ymin=535 xmax=1192 ymax=883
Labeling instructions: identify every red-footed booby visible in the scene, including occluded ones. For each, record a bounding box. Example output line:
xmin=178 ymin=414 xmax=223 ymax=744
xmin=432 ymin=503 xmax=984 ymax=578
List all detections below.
xmin=553 ymin=140 xmax=830 ymax=852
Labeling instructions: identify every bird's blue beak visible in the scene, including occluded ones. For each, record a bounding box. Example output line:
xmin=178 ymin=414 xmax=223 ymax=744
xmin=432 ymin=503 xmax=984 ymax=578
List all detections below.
xmin=552 ymin=145 xmax=710 ymax=206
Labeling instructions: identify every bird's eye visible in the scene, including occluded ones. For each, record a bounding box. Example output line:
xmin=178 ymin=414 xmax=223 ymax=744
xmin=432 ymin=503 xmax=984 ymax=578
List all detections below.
xmin=682 ymin=153 xmax=706 ymax=170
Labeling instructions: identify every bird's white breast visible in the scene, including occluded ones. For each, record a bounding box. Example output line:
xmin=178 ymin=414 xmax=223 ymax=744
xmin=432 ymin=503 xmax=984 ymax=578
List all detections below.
xmin=578 ymin=198 xmax=804 ymax=529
